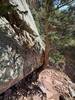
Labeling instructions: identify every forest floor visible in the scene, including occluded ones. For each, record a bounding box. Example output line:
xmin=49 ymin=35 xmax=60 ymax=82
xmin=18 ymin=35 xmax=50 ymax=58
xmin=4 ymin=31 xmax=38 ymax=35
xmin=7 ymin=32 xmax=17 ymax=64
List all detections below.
xmin=0 ymin=64 xmax=75 ymax=100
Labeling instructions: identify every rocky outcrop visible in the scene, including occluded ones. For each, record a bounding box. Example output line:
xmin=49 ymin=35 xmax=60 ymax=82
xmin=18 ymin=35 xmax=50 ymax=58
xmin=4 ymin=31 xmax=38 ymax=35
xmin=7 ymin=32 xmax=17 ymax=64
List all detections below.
xmin=0 ymin=0 xmax=44 ymax=94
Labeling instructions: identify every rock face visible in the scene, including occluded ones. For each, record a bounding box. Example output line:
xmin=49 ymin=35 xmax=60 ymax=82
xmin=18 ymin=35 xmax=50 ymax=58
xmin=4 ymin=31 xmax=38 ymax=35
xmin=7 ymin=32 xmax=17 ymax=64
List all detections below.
xmin=38 ymin=69 xmax=71 ymax=100
xmin=0 ymin=0 xmax=44 ymax=94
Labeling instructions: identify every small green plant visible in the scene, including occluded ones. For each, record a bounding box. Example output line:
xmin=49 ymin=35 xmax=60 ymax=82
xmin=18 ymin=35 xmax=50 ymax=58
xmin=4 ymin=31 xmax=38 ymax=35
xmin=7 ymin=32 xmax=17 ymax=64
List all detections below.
xmin=0 ymin=4 xmax=18 ymax=16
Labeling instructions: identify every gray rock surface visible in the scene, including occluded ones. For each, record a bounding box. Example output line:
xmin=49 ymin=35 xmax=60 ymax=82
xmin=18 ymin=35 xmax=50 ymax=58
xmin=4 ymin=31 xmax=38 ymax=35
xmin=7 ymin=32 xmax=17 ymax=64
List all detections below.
xmin=0 ymin=0 xmax=44 ymax=94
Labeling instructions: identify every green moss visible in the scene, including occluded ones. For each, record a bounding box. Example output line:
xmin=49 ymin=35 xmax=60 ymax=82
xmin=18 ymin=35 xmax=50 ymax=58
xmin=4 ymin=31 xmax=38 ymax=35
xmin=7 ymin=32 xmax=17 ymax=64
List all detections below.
xmin=0 ymin=4 xmax=18 ymax=16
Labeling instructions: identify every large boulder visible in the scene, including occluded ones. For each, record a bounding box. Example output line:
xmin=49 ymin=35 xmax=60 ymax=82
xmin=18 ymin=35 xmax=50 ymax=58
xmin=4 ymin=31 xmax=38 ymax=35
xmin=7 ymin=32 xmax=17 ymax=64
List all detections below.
xmin=0 ymin=0 xmax=44 ymax=94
